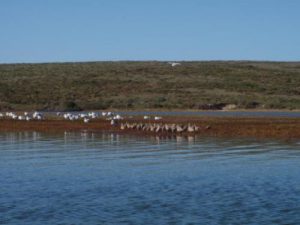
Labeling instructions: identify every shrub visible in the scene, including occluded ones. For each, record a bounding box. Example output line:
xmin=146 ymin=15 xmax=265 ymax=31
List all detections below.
xmin=60 ymin=101 xmax=82 ymax=111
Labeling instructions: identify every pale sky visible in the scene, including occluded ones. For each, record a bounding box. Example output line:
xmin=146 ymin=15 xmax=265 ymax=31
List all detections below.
xmin=1 ymin=0 xmax=299 ymax=63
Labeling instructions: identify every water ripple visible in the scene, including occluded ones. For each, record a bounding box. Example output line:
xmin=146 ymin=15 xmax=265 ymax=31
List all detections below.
xmin=0 ymin=131 xmax=300 ymax=224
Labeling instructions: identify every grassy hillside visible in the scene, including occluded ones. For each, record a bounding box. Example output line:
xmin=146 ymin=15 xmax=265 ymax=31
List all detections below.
xmin=0 ymin=61 xmax=299 ymax=111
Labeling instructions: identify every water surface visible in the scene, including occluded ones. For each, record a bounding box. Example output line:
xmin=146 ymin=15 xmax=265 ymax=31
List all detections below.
xmin=46 ymin=110 xmax=300 ymax=118
xmin=0 ymin=132 xmax=300 ymax=224
xmin=119 ymin=110 xmax=300 ymax=118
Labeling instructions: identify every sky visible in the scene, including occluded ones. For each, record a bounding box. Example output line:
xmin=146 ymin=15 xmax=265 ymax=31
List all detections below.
xmin=0 ymin=0 xmax=299 ymax=63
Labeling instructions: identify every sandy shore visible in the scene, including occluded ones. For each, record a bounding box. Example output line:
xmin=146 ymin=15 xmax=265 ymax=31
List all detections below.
xmin=0 ymin=116 xmax=299 ymax=140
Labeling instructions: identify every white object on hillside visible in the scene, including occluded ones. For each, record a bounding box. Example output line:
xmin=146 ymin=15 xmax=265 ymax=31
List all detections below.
xmin=169 ymin=62 xmax=181 ymax=67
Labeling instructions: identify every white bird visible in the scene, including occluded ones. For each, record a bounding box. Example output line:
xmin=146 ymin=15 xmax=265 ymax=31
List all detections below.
xmin=143 ymin=116 xmax=150 ymax=120
xmin=169 ymin=62 xmax=181 ymax=67
xmin=18 ymin=116 xmax=25 ymax=120
xmin=33 ymin=112 xmax=43 ymax=120
xmin=80 ymin=113 xmax=87 ymax=118
xmin=87 ymin=112 xmax=98 ymax=119
xmin=114 ymin=114 xmax=123 ymax=120
xmin=84 ymin=118 xmax=90 ymax=123
xmin=110 ymin=119 xmax=116 ymax=126
xmin=154 ymin=116 xmax=162 ymax=120
xmin=63 ymin=113 xmax=70 ymax=119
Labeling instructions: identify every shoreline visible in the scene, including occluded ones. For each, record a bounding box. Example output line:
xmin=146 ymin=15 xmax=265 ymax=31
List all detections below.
xmin=0 ymin=116 xmax=299 ymax=140
xmin=3 ymin=109 xmax=300 ymax=113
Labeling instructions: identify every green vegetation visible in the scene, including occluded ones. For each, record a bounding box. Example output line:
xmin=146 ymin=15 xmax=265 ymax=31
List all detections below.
xmin=0 ymin=61 xmax=299 ymax=111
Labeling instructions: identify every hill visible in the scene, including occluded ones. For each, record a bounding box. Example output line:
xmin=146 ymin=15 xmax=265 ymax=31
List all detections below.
xmin=0 ymin=61 xmax=299 ymax=111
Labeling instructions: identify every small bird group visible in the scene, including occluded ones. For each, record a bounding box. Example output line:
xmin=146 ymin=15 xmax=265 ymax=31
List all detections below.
xmin=0 ymin=112 xmax=44 ymax=121
xmin=58 ymin=111 xmax=124 ymax=123
xmin=119 ymin=122 xmax=200 ymax=133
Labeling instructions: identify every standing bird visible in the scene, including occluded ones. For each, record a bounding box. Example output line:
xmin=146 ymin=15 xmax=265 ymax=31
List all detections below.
xmin=111 ymin=119 xmax=116 ymax=126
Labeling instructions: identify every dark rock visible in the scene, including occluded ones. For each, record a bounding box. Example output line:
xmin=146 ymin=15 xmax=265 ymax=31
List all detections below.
xmin=198 ymin=103 xmax=227 ymax=110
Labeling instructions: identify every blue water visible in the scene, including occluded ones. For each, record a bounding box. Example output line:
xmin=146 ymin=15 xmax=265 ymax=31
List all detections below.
xmin=0 ymin=132 xmax=300 ymax=225
xmin=117 ymin=110 xmax=300 ymax=118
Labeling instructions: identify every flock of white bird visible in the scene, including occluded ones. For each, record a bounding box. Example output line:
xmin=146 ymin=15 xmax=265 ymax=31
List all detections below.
xmin=0 ymin=112 xmax=43 ymax=121
xmin=59 ymin=111 xmax=127 ymax=124
xmin=0 ymin=111 xmax=163 ymax=125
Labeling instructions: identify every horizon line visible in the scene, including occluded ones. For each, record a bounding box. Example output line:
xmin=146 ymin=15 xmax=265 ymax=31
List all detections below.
xmin=1 ymin=59 xmax=300 ymax=65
